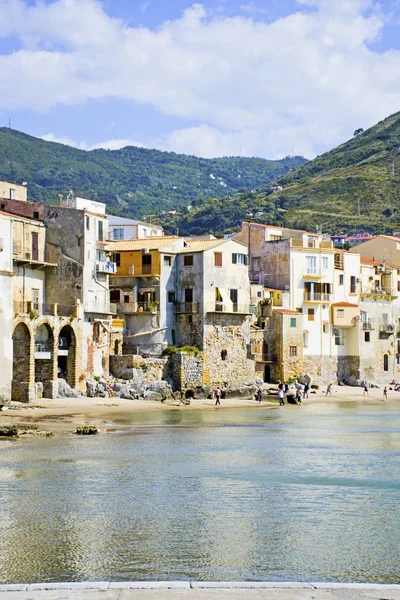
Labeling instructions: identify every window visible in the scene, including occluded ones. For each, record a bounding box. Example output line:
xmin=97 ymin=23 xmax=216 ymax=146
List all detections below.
xmin=9 ymin=188 xmax=15 ymax=200
xmin=333 ymin=328 xmax=345 ymax=345
xmin=86 ymin=216 xmax=90 ymax=231
xmin=232 ymin=253 xmax=248 ymax=265
xmin=113 ymin=228 xmax=124 ymax=240
xmin=33 ymin=211 xmax=39 ymax=219
xmin=364 ymin=332 xmax=370 ymax=342
xmin=214 ymin=252 xmax=223 ymax=267
xmin=124 ymin=295 xmax=129 ymax=303
xmin=184 ymin=255 xmax=193 ymax=266
xmin=187 ymin=315 xmax=193 ymax=324
xmin=290 ymin=317 xmax=297 ymax=327
xmin=397 ymin=280 xmax=400 ymax=292
xmin=164 ymin=255 xmax=172 ymax=266
xmin=32 ymin=289 xmax=40 ymax=311
xmin=230 ymin=289 xmax=238 ymax=311
xmin=339 ymin=274 xmax=344 ymax=285
xmin=308 ymin=309 xmax=315 ymax=321
xmin=221 ymin=349 xmax=228 ymax=361
xmin=257 ymin=291 xmax=262 ymax=298
xmin=184 ymin=288 xmax=193 ymax=303
xmin=93 ymin=323 xmax=100 ymax=343
xmin=98 ymin=220 xmax=104 ymax=241
xmin=322 ymin=257 xmax=328 ymax=269
xmin=270 ymin=235 xmax=282 ymax=241
xmin=110 ymin=290 xmax=120 ymax=303
xmin=303 ymin=332 xmax=308 ymax=348
xmin=323 ymin=323 xmax=329 ymax=333
xmin=112 ymin=253 xmax=121 ymax=267
xmin=306 ymin=256 xmax=317 ymax=274
xmin=168 ymin=291 xmax=176 ymax=303
xmin=289 ymin=346 xmax=297 ymax=357
xmin=31 ymin=232 xmax=39 ymax=261
xmin=384 ymin=354 xmax=389 ymax=372
xmin=337 ymin=309 xmax=344 ymax=318
xmin=350 ymin=275 xmax=357 ymax=294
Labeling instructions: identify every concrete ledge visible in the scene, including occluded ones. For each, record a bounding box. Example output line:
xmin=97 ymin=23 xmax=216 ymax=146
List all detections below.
xmin=0 ymin=581 xmax=399 ymax=593
xmin=28 ymin=581 xmax=110 ymax=591
xmin=109 ymin=581 xmax=191 ymax=589
xmin=191 ymin=582 xmax=314 ymax=589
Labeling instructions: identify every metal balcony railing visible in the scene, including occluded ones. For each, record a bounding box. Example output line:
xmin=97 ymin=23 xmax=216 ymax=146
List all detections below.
xmin=379 ymin=324 xmax=395 ymax=334
xmin=303 ymin=292 xmax=332 ymax=302
xmin=207 ymin=302 xmax=251 ymax=314
xmin=96 ymin=260 xmax=117 ymax=274
xmin=174 ymin=302 xmax=199 ymax=314
xmin=35 ymin=342 xmax=52 ymax=353
xmin=362 ymin=321 xmax=374 ymax=330
xmin=254 ymin=353 xmax=278 ymax=363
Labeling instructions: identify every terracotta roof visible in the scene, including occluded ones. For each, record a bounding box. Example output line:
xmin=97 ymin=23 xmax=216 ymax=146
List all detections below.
xmin=273 ymin=309 xmax=302 ymax=314
xmin=108 ymin=236 xmax=182 ymax=252
xmin=360 ymin=256 xmax=398 ymax=268
xmin=332 ymin=302 xmax=359 ymax=307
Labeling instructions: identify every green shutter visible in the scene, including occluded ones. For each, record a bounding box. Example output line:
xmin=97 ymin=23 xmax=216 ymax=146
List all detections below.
xmin=232 ymin=253 xmax=237 ymax=264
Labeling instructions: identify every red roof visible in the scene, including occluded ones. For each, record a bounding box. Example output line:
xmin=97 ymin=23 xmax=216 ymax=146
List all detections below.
xmin=360 ymin=256 xmax=398 ymax=269
xmin=273 ymin=309 xmax=302 ymax=314
xmin=332 ymin=302 xmax=359 ymax=307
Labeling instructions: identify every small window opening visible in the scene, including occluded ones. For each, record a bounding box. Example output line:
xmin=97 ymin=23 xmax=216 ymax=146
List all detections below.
xmin=221 ymin=349 xmax=228 ymax=361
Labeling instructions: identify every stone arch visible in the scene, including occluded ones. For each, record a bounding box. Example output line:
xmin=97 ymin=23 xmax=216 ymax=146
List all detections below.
xmin=34 ymin=323 xmax=56 ymax=391
xmin=58 ymin=325 xmax=77 ymax=387
xmin=12 ymin=322 xmax=34 ymax=402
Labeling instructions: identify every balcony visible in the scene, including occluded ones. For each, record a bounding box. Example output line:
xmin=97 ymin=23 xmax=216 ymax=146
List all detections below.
xmin=303 ymin=292 xmax=333 ymax=303
xmin=379 ymin=324 xmax=395 ymax=335
xmin=207 ymin=302 xmax=251 ymax=314
xmin=115 ymin=265 xmax=160 ymax=277
xmin=96 ymin=260 xmax=117 ymax=274
xmin=362 ymin=320 xmax=374 ymax=330
xmin=14 ymin=301 xmax=59 ymax=316
xmin=174 ymin=302 xmax=199 ymax=314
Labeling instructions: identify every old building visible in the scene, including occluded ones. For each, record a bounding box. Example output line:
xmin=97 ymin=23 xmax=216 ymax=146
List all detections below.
xmin=108 ymin=236 xmax=185 ymax=355
xmin=0 ymin=190 xmax=115 ymax=401
xmin=175 ymin=238 xmax=254 ymax=389
xmin=0 ymin=212 xmax=14 ymax=401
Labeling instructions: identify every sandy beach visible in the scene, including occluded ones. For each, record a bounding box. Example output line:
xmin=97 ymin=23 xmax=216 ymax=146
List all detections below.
xmin=0 ymin=384 xmax=398 ymax=436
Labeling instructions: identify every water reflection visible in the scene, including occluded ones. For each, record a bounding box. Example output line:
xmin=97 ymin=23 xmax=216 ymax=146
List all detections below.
xmin=0 ymin=403 xmax=399 ymax=583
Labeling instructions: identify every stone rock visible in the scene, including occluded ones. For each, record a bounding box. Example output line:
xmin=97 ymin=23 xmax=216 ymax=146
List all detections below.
xmin=86 ymin=381 xmax=96 ymax=398
xmin=57 ymin=379 xmax=80 ymax=398
xmin=150 ymin=380 xmax=173 ymax=399
xmin=143 ymin=390 xmax=164 ymax=402
xmin=223 ymin=384 xmax=257 ymax=399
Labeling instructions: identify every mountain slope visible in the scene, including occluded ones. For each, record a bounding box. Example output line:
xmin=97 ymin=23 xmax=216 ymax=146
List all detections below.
xmin=0 ymin=128 xmax=306 ymax=217
xmin=162 ymin=111 xmax=400 ymax=236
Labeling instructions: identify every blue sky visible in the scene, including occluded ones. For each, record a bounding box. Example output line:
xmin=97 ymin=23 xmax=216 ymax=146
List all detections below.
xmin=0 ymin=0 xmax=399 ymax=159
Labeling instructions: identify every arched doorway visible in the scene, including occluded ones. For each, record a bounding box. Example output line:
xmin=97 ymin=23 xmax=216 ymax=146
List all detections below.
xmin=58 ymin=325 xmax=76 ymax=387
xmin=35 ymin=324 xmax=55 ymax=388
xmin=12 ymin=322 xmax=33 ymax=402
xmin=383 ymin=354 xmax=389 ymax=372
xmin=264 ymin=364 xmax=271 ymax=383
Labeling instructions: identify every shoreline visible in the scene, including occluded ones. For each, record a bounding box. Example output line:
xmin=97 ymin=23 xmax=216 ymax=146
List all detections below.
xmin=0 ymin=385 xmax=398 ymax=435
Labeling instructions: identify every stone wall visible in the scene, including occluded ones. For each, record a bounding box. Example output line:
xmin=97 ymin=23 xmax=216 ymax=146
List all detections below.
xmin=203 ymin=314 xmax=255 ymax=389
xmin=168 ymin=352 xmax=203 ymax=392
xmin=110 ymin=354 xmax=168 ymax=383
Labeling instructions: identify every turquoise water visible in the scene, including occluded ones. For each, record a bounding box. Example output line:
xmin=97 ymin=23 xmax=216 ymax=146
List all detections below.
xmin=0 ymin=401 xmax=400 ymax=584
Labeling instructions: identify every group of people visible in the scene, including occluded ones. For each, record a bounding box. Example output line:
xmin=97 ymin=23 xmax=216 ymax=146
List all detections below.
xmin=277 ymin=380 xmax=309 ymax=405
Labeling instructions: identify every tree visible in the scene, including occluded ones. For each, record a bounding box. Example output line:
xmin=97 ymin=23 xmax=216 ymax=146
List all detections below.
xmin=353 ymin=128 xmax=364 ymax=136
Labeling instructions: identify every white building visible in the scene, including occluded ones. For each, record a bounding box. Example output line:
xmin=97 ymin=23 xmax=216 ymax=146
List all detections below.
xmin=108 ymin=215 xmax=164 ymax=241
xmin=0 ymin=212 xmax=14 ymax=401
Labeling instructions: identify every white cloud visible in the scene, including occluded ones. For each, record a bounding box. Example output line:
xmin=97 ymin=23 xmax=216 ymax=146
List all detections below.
xmin=41 ymin=133 xmax=146 ymax=151
xmin=4 ymin=0 xmax=399 ymax=158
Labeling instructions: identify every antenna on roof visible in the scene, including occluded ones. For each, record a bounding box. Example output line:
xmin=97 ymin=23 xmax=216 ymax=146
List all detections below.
xmin=8 ymin=118 xmax=12 ymax=129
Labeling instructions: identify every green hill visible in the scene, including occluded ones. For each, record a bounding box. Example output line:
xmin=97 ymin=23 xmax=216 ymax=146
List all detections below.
xmin=162 ymin=111 xmax=400 ymax=236
xmin=0 ymin=127 xmax=306 ymax=217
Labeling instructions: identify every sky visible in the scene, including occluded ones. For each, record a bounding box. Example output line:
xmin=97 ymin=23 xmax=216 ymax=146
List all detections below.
xmin=0 ymin=0 xmax=400 ymax=159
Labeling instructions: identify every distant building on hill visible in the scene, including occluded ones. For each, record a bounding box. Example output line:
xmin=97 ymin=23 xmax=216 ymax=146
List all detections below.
xmin=108 ymin=215 xmax=164 ymax=241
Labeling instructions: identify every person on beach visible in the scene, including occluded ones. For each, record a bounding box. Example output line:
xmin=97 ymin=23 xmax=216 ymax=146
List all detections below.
xmin=304 ymin=383 xmax=309 ymax=399
xmin=257 ymin=388 xmax=263 ymax=403
xmin=363 ymin=383 xmax=369 ymax=396
xmin=214 ymin=387 xmax=221 ymax=406
xmin=296 ymin=388 xmax=302 ymax=404
xmin=278 ymin=388 xmax=285 ymax=406
xmin=383 ymin=386 xmax=388 ymax=401
xmin=326 ymin=383 xmax=332 ymax=397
